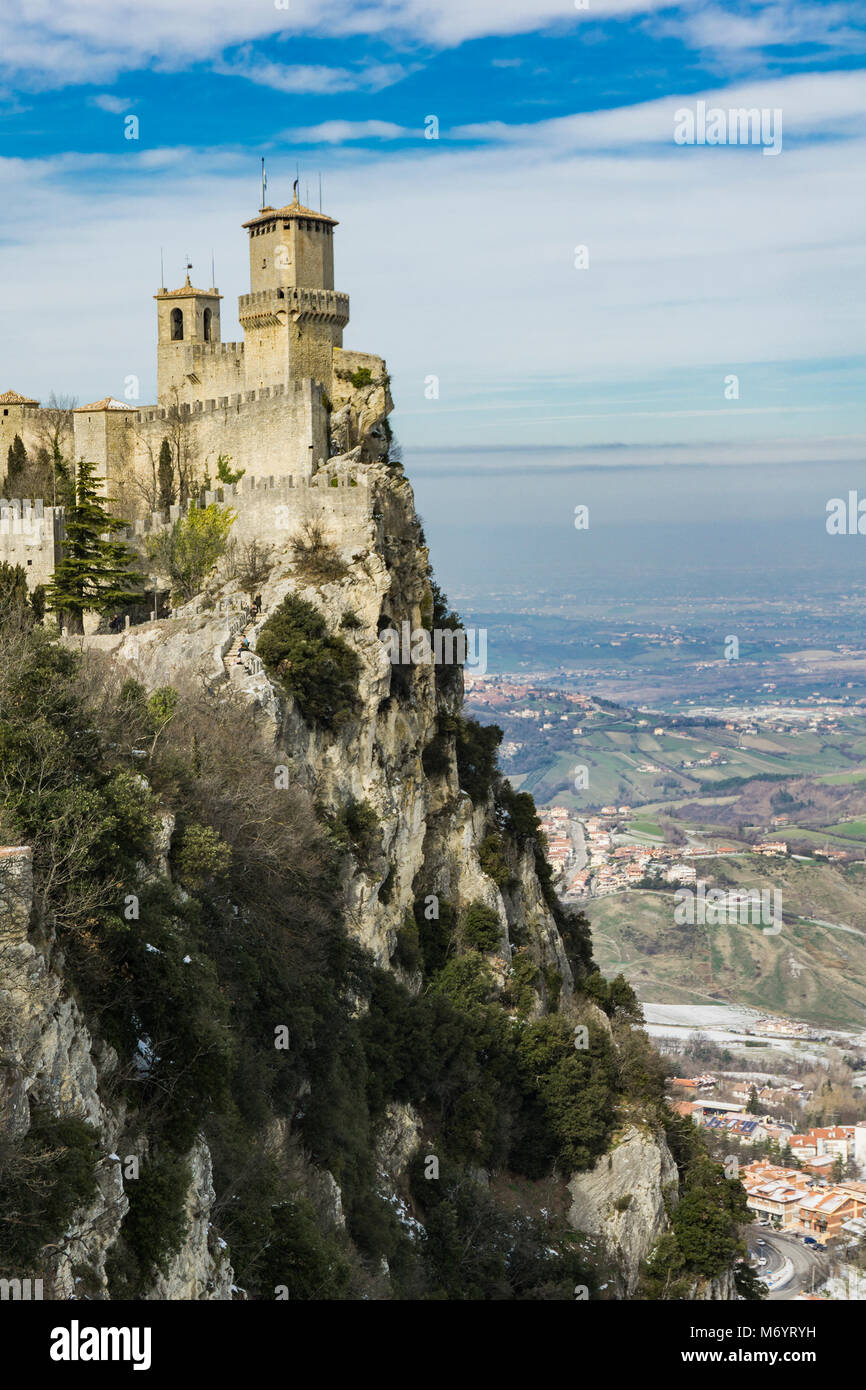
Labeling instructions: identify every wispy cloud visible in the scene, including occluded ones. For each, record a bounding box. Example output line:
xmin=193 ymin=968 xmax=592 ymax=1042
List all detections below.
xmin=1 ymin=0 xmax=862 ymax=93
xmin=214 ymin=52 xmax=413 ymax=96
xmin=283 ymin=119 xmax=412 ymax=143
xmin=0 ymin=0 xmax=587 ymax=90
xmin=450 ymin=70 xmax=866 ymax=150
xmin=90 ymin=93 xmax=134 ymax=114
xmin=647 ymin=1 xmax=866 ymax=69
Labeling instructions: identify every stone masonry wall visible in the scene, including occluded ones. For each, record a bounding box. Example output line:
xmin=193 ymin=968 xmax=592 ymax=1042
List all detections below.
xmin=0 ymin=498 xmax=64 ymax=587
xmin=123 ymin=467 xmax=377 ymax=561
xmin=131 ymin=379 xmax=327 ymax=497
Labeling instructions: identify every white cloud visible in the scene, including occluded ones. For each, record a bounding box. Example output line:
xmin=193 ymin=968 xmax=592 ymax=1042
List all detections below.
xmin=283 ymin=120 xmax=411 ymax=143
xmin=213 ymin=52 xmax=413 ymax=96
xmin=90 ymin=94 xmax=134 ymax=114
xmin=0 ymin=0 xmax=666 ymax=89
xmin=649 ymin=1 xmax=866 ymax=64
xmin=451 ymin=70 xmax=866 ymax=149
xmin=0 ymin=70 xmax=863 ymax=447
xmin=1 ymin=1 xmax=863 ymax=92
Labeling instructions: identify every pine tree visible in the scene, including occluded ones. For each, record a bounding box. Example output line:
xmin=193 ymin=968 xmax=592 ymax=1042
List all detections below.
xmin=45 ymin=460 xmax=143 ymax=633
xmin=157 ymin=438 xmax=176 ymax=511
xmin=3 ymin=434 xmax=28 ymax=495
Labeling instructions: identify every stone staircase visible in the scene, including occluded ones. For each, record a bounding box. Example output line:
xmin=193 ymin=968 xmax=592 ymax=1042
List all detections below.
xmin=222 ymin=606 xmax=266 ymax=683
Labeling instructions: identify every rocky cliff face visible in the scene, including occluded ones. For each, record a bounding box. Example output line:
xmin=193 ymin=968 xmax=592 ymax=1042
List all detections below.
xmin=103 ymin=454 xmax=574 ymax=990
xmin=1 ymin=439 xmax=742 ymax=1300
xmin=0 ymin=848 xmax=232 ymax=1299
xmin=329 ymin=350 xmax=394 ymax=463
xmin=567 ymin=1122 xmax=679 ymax=1296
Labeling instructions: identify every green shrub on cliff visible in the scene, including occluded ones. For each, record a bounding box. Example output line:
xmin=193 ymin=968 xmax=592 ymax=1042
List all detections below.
xmin=462 ymin=900 xmax=502 ymax=951
xmin=454 ymin=717 xmax=502 ymax=802
xmin=107 ymin=1150 xmax=191 ymax=1296
xmin=257 ymin=592 xmax=360 ymax=729
xmin=0 ymin=614 xmax=751 ymax=1301
xmin=0 ymin=1108 xmax=99 ymax=1271
xmin=323 ymin=797 xmax=380 ymax=866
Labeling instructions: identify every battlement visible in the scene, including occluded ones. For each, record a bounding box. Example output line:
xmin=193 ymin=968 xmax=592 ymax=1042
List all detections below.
xmin=189 ymin=341 xmax=244 ymax=358
xmin=239 ymin=288 xmax=349 ymax=324
xmin=135 ymin=380 xmax=312 ymax=423
xmin=0 ymin=497 xmax=65 ymax=536
xmin=121 ymin=467 xmax=376 ymax=558
xmin=0 ymin=497 xmax=65 ymax=587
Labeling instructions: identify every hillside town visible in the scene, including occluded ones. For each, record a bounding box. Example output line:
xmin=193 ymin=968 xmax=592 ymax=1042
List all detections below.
xmin=668 ymin=1079 xmax=866 ymax=1246
xmin=536 ymin=801 xmax=787 ymax=901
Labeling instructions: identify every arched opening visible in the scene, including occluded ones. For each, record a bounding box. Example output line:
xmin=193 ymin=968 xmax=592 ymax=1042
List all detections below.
xmin=203 ymin=307 xmax=212 ymax=342
xmin=170 ymin=308 xmax=184 ymax=341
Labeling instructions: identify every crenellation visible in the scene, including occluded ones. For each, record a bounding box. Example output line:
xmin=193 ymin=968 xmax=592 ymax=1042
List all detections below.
xmin=0 ymin=496 xmax=66 ymax=586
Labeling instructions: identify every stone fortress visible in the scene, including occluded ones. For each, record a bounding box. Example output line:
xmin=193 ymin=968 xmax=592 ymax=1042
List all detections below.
xmin=0 ymin=189 xmax=393 ymax=589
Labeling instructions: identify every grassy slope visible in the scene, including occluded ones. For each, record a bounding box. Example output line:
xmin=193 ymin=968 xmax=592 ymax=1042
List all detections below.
xmin=589 ymin=857 xmax=866 ymax=1029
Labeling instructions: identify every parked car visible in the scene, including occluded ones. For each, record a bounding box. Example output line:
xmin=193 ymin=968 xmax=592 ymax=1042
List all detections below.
xmin=804 ymin=1236 xmax=818 ymax=1246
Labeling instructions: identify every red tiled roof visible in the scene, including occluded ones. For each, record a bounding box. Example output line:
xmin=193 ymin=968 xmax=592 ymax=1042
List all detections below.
xmin=74 ymin=398 xmax=134 ymax=413
xmin=243 ymin=196 xmax=337 ymax=230
xmin=0 ymin=388 xmax=38 ymax=404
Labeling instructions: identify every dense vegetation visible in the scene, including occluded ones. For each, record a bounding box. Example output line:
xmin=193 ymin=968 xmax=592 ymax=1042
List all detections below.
xmin=0 ymin=574 xmax=751 ymax=1300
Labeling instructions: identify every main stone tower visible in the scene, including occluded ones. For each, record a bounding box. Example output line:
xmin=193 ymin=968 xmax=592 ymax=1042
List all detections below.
xmin=239 ymin=194 xmax=350 ymax=395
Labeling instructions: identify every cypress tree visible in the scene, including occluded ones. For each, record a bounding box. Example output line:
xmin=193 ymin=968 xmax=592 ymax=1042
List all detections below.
xmin=157 ymin=438 xmax=176 ymax=511
xmin=0 ymin=561 xmax=45 ymax=628
xmin=3 ymin=433 xmax=28 ymax=495
xmin=45 ymin=460 xmax=143 ymax=633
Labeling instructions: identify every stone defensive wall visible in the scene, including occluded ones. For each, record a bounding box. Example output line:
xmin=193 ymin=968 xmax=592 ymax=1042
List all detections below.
xmin=0 ymin=497 xmax=65 ymax=586
xmin=122 ymin=467 xmax=379 ymax=556
xmin=183 ymin=340 xmax=245 ymax=398
xmin=132 ymin=379 xmax=327 ymax=480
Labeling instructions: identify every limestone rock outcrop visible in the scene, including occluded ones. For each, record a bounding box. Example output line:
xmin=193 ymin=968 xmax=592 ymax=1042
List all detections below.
xmin=0 ymin=834 xmax=234 ymax=1300
xmin=567 ymin=1123 xmax=679 ymax=1297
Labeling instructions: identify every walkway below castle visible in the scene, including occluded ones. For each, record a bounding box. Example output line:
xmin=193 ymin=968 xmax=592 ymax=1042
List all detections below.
xmin=223 ymin=608 xmax=265 ymax=683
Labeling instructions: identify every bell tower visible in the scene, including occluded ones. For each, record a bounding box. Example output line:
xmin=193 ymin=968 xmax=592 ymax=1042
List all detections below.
xmin=239 ymin=193 xmax=349 ymax=394
xmin=155 ymin=269 xmax=222 ymax=402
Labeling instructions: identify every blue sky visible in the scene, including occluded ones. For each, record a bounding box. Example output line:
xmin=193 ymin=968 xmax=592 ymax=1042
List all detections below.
xmin=1 ymin=0 xmax=865 ymax=451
